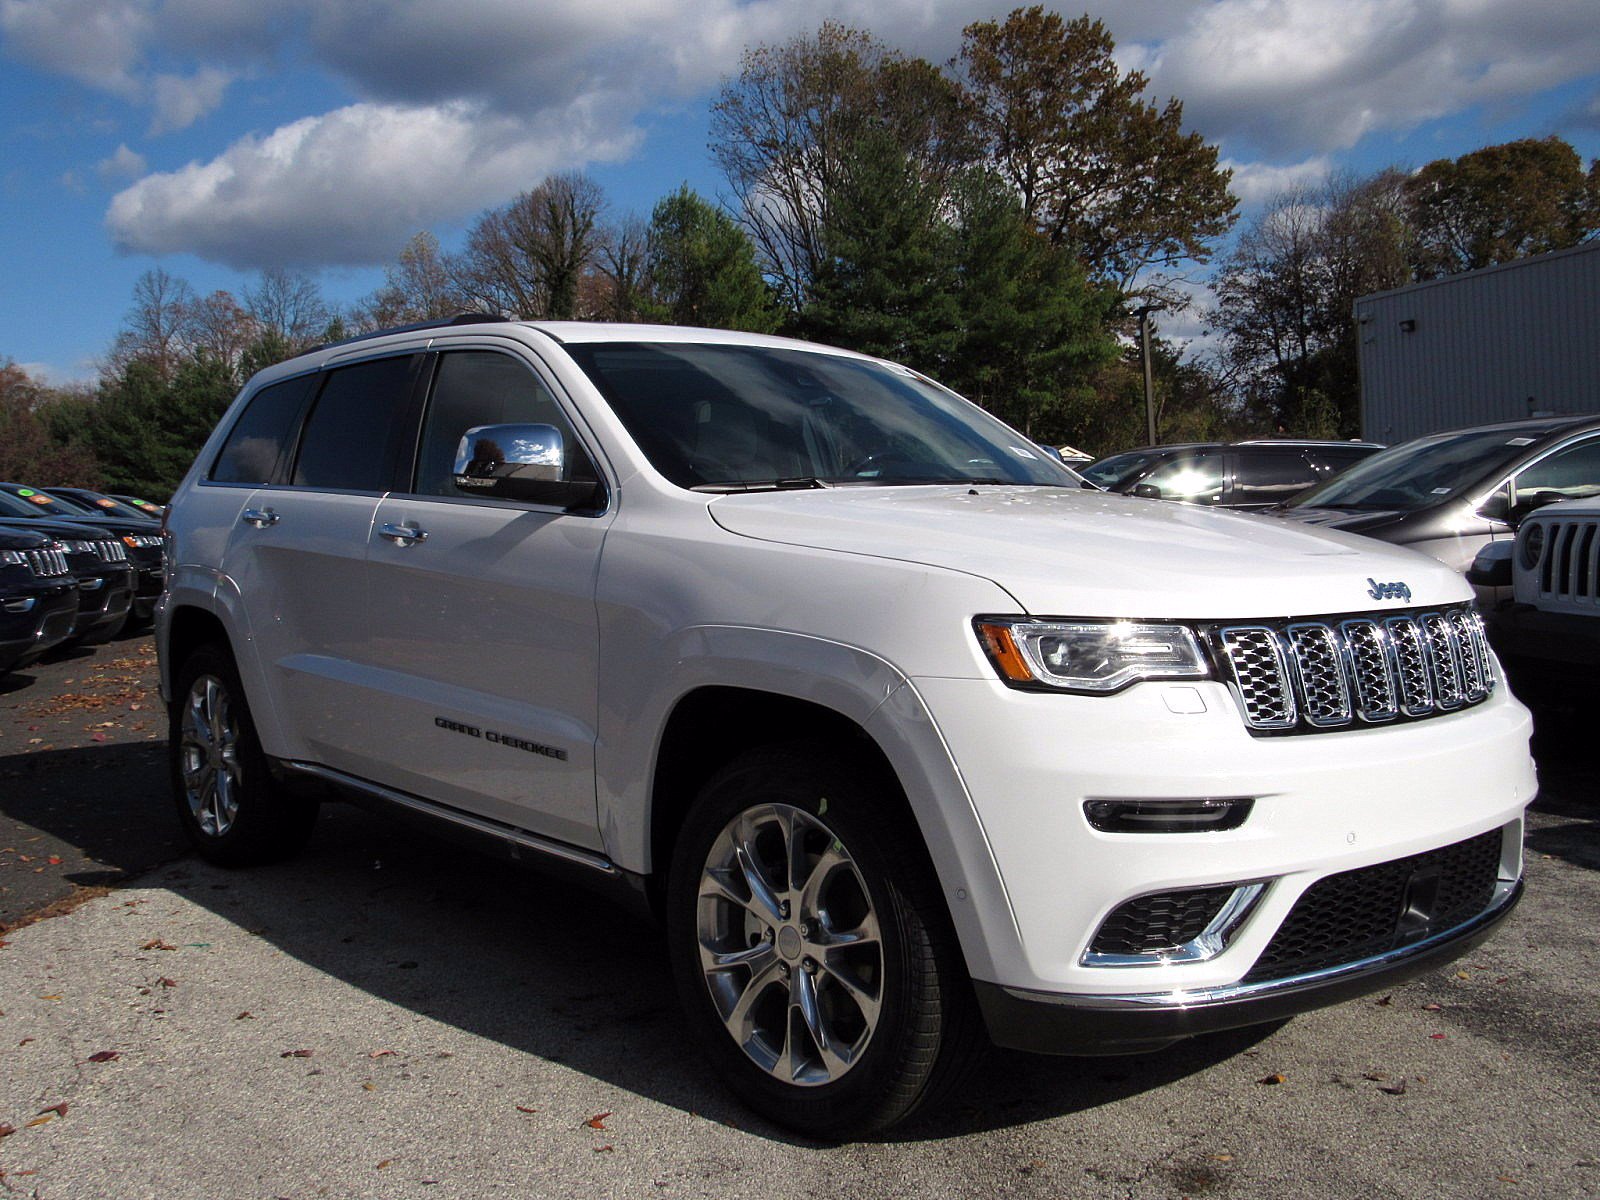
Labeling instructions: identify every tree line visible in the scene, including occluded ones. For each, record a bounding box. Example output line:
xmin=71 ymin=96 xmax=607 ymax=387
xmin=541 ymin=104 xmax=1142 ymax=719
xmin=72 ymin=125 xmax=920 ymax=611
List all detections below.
xmin=5 ymin=7 xmax=1597 ymax=498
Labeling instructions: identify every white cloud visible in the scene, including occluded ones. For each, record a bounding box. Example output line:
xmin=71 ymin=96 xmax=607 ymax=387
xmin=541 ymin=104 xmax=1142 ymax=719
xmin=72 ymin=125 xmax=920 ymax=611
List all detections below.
xmin=106 ymin=100 xmax=641 ymax=268
xmin=1223 ymin=155 xmax=1333 ymax=206
xmin=96 ymin=142 xmax=147 ymax=181
xmin=1149 ymin=0 xmax=1600 ymax=156
xmin=149 ymin=66 xmax=231 ymax=134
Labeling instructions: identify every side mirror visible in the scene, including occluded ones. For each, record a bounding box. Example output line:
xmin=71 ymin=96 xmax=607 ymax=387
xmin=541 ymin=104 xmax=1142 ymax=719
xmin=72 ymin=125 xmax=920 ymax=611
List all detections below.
xmin=452 ymin=423 xmax=601 ymax=509
xmin=1131 ymin=483 xmax=1162 ymax=500
xmin=1466 ymin=540 xmax=1513 ymax=589
xmin=1477 ymin=491 xmax=1510 ymax=522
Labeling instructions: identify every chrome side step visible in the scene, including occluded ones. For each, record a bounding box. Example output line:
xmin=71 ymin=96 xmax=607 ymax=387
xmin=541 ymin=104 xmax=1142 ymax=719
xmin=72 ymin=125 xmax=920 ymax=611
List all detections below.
xmin=281 ymin=760 xmax=618 ymax=876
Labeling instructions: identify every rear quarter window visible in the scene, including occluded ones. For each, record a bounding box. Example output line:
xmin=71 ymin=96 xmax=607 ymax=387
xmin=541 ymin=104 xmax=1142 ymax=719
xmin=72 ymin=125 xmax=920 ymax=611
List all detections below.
xmin=211 ymin=375 xmax=316 ymax=485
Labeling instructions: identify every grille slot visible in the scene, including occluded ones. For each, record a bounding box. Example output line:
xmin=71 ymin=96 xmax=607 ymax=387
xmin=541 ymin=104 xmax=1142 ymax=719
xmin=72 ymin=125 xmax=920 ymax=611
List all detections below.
xmin=1090 ymin=887 xmax=1236 ymax=957
xmin=1529 ymin=515 xmax=1600 ymax=607
xmin=1243 ymin=828 xmax=1505 ymax=983
xmin=1216 ymin=605 xmax=1491 ymax=735
xmin=96 ymin=539 xmax=128 ymax=563
xmin=25 ymin=548 xmax=70 ymax=577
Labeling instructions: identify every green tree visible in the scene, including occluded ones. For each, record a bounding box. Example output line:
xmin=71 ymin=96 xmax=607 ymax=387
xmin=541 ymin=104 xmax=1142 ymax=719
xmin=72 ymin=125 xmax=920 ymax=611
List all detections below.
xmin=711 ymin=22 xmax=975 ymax=311
xmin=957 ymin=8 xmax=1236 ymax=296
xmin=646 ymin=187 xmax=777 ymax=332
xmin=1405 ymin=136 xmax=1600 ymax=278
xmin=91 ymin=356 xmax=238 ymax=497
xmin=799 ymin=129 xmax=960 ymax=369
xmin=941 ymin=171 xmax=1118 ymax=438
xmin=0 ymin=361 xmax=102 ymax=485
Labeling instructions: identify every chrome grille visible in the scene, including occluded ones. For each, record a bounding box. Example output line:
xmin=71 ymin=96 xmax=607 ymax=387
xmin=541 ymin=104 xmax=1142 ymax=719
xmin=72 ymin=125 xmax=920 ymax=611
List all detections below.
xmin=95 ymin=539 xmax=128 ymax=563
xmin=1217 ymin=606 xmax=1492 ymax=735
xmin=25 ymin=547 xmax=70 ymax=578
xmin=1217 ymin=629 xmax=1296 ymax=729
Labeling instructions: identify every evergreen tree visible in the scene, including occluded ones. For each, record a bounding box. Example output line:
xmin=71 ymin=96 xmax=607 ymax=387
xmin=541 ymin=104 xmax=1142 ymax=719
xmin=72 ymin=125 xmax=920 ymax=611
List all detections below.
xmin=91 ymin=356 xmax=238 ymax=497
xmin=646 ymin=188 xmax=777 ymax=331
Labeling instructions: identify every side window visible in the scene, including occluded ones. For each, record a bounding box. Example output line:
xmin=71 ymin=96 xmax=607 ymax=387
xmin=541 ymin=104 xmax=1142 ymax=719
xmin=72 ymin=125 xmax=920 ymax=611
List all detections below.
xmin=1512 ymin=438 xmax=1600 ymax=506
xmin=210 ymin=376 xmax=313 ymax=485
xmin=412 ymin=351 xmax=588 ymax=498
xmin=1142 ymin=452 xmax=1225 ymax=505
xmin=1232 ymin=450 xmax=1319 ymax=506
xmin=292 ymin=356 xmax=420 ymax=492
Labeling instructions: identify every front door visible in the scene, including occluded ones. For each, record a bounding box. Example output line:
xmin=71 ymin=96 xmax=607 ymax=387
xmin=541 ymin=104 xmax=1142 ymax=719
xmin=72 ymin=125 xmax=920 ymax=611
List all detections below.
xmin=361 ymin=348 xmax=613 ymax=851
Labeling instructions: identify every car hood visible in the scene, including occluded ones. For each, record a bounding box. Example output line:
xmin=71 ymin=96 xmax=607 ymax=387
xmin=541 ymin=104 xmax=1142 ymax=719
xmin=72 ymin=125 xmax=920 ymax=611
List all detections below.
xmin=708 ymin=486 xmax=1468 ymax=618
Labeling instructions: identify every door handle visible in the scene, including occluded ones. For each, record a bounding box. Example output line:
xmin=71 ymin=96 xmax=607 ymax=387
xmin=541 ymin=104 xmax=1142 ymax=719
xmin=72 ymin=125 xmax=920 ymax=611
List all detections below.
xmin=379 ymin=523 xmax=428 ymax=545
xmin=241 ymin=508 xmax=279 ymax=527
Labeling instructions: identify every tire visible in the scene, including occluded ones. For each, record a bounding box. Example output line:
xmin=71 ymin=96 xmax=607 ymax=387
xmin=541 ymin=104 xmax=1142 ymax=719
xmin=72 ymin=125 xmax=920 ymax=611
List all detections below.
xmin=666 ymin=742 xmax=980 ymax=1138
xmin=168 ymin=642 xmax=318 ymax=866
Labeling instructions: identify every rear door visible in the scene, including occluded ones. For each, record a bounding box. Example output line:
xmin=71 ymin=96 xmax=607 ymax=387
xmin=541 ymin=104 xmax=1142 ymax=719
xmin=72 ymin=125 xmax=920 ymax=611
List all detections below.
xmin=1229 ymin=449 xmax=1320 ymax=509
xmin=220 ymin=353 xmax=426 ymax=775
xmin=362 ymin=347 xmax=613 ymax=850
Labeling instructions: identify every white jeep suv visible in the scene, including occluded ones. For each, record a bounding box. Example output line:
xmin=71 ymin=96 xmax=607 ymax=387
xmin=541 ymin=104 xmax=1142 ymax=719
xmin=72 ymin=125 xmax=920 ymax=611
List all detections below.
xmin=157 ymin=319 xmax=1535 ymax=1136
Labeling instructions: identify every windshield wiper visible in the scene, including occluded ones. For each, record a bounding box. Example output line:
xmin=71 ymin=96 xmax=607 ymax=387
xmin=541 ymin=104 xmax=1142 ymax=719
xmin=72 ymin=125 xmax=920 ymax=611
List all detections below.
xmin=692 ymin=477 xmax=830 ymax=494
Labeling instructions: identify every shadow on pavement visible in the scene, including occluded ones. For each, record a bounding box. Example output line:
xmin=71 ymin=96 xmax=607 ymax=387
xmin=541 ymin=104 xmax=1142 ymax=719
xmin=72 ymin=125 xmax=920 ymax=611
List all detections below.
xmin=145 ymin=801 xmax=1280 ymax=1146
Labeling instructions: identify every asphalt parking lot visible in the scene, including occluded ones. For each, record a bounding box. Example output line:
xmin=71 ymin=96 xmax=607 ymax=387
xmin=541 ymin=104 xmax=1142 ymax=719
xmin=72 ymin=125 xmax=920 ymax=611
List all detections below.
xmin=0 ymin=637 xmax=1596 ymax=1199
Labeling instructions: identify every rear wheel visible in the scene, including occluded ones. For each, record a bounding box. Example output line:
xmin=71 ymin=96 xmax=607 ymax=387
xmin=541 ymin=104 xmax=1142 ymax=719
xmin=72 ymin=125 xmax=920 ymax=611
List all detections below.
xmin=666 ymin=743 xmax=979 ymax=1137
xmin=168 ymin=643 xmax=317 ymax=865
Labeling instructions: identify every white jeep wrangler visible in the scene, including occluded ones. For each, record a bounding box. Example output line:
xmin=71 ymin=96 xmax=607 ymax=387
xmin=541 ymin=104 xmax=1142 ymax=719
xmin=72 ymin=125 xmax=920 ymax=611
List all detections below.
xmin=157 ymin=319 xmax=1534 ymax=1136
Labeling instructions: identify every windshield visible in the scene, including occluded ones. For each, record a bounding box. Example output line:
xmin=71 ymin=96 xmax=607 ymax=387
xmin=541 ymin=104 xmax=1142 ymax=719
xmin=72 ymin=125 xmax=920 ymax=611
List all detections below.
xmin=565 ymin=342 xmax=1079 ymax=490
xmin=0 ymin=486 xmax=81 ymax=517
xmin=1081 ymin=450 xmax=1164 ymax=489
xmin=62 ymin=491 xmax=151 ymax=520
xmin=1287 ymin=429 xmax=1538 ymax=512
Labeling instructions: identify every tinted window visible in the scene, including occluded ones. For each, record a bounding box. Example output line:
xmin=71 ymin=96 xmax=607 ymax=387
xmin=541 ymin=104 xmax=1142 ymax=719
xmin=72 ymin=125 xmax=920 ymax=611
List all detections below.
xmin=0 ymin=485 xmax=80 ymax=517
xmin=1141 ymin=452 xmax=1225 ymax=504
xmin=1083 ymin=450 xmax=1164 ymax=489
xmin=413 ymin=352 xmax=581 ymax=497
xmin=212 ymin=376 xmax=314 ymax=485
xmin=292 ymin=357 xmax=418 ymax=492
xmin=1233 ymin=450 xmax=1317 ymax=506
xmin=1512 ymin=437 xmax=1600 ymax=505
xmin=1290 ymin=428 xmax=1545 ymax=512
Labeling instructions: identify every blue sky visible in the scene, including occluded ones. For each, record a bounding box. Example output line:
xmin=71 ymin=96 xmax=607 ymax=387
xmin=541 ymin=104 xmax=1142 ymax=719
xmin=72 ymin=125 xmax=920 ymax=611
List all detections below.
xmin=4 ymin=0 xmax=1598 ymax=384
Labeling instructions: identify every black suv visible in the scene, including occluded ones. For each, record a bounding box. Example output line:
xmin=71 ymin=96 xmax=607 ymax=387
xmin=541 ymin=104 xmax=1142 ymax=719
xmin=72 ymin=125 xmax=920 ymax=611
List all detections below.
xmin=0 ymin=484 xmax=165 ymax=622
xmin=0 ymin=528 xmax=78 ymax=677
xmin=1082 ymin=439 xmax=1384 ymax=509
xmin=0 ymin=517 xmax=137 ymax=644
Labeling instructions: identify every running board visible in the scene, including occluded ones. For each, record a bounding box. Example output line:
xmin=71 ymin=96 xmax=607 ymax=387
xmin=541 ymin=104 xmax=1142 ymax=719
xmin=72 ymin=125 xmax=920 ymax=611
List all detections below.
xmin=280 ymin=760 xmax=619 ymax=876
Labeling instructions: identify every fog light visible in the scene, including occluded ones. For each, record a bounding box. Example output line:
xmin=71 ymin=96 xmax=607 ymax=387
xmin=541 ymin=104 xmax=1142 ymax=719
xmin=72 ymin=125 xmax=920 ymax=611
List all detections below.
xmin=1083 ymin=797 xmax=1255 ymax=833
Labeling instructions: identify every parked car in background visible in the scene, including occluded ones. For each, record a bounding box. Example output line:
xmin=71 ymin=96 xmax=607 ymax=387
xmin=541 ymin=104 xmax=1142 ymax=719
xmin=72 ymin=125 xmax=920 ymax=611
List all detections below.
xmin=1054 ymin=444 xmax=1094 ymax=466
xmin=45 ymin=486 xmax=160 ymax=522
xmin=1273 ymin=416 xmax=1600 ymax=575
xmin=0 ymin=517 xmax=136 ymax=644
xmin=0 ymin=484 xmax=166 ymax=623
xmin=1082 ymin=439 xmax=1383 ymax=510
xmin=0 ymin=528 xmax=78 ymax=677
xmin=110 ymin=494 xmax=166 ymax=517
xmin=1468 ymin=497 xmax=1600 ymax=705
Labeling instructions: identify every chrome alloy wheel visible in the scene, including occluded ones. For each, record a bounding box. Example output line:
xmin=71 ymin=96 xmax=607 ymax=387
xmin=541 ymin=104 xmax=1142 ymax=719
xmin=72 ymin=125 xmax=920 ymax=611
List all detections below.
xmin=178 ymin=674 xmax=242 ymax=837
xmin=696 ymin=803 xmax=884 ymax=1086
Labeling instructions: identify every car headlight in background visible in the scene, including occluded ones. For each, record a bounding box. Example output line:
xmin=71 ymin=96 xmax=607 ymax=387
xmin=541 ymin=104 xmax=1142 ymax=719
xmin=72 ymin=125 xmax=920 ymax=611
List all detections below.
xmin=975 ymin=618 xmax=1212 ymax=693
xmin=1519 ymin=522 xmax=1545 ymax=571
xmin=0 ymin=550 xmax=25 ymax=567
xmin=122 ymin=534 xmax=164 ymax=549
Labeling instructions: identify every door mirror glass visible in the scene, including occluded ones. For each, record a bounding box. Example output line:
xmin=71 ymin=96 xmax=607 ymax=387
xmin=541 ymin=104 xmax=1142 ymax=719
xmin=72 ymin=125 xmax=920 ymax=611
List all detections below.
xmin=1131 ymin=482 xmax=1163 ymax=500
xmin=452 ymin=424 xmax=599 ymax=508
xmin=1477 ymin=489 xmax=1510 ymax=522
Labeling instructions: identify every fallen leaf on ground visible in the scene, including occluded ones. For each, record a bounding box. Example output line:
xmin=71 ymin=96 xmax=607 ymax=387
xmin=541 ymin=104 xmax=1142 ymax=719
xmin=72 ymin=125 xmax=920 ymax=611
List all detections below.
xmin=585 ymin=1111 xmax=613 ymax=1130
xmin=1257 ymin=1073 xmax=1286 ymax=1086
xmin=25 ymin=1116 xmax=52 ymax=1128
xmin=280 ymin=1049 xmax=314 ymax=1058
xmin=1362 ymin=1072 xmax=1389 ymax=1082
xmin=1209 ymin=1154 xmax=1234 ymax=1163
xmin=235 ymin=1011 xmax=253 ymax=1020
xmin=1372 ymin=994 xmax=1392 ymax=1007
xmin=38 ymin=1103 xmax=67 ymax=1118
xmin=1422 ymin=1002 xmax=1443 ymax=1012
xmin=1380 ymin=1078 xmax=1408 ymax=1096
xmin=1455 ymin=971 xmax=1470 ymax=980
xmin=1429 ymin=1033 xmax=1447 ymax=1040
xmin=376 ymin=1159 xmax=394 ymax=1170
xmin=39 ymin=994 xmax=61 ymax=1001
xmin=594 ymin=1145 xmax=614 ymax=1153
xmin=140 ymin=939 xmax=176 ymax=951
xmin=516 ymin=1105 xmax=538 ymax=1114
xmin=0 ymin=1124 xmax=14 ymax=1138
xmin=158 ymin=977 xmax=177 ymax=988
xmin=46 ymin=856 xmax=62 ymax=865
xmin=368 ymin=1050 xmax=396 ymax=1058
xmin=361 ymin=1083 xmax=376 ymax=1092
xmin=86 ymin=1050 xmax=119 ymax=1063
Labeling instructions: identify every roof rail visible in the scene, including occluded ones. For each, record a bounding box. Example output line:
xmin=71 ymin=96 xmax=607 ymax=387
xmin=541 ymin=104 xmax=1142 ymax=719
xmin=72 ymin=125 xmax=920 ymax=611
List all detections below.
xmin=310 ymin=312 xmax=511 ymax=354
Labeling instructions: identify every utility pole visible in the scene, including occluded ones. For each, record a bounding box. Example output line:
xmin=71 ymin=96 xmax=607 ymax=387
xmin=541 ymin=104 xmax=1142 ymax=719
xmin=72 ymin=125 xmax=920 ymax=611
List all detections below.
xmin=1134 ymin=304 xmax=1162 ymax=446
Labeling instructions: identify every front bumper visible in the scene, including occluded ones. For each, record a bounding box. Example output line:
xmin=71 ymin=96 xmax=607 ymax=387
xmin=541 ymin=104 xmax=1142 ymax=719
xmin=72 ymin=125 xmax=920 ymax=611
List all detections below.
xmin=977 ymin=877 xmax=1521 ymax=1054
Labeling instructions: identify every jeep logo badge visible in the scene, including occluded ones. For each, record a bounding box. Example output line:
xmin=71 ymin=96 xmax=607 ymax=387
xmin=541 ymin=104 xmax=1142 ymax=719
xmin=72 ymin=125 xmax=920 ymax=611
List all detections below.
xmin=1366 ymin=578 xmax=1412 ymax=602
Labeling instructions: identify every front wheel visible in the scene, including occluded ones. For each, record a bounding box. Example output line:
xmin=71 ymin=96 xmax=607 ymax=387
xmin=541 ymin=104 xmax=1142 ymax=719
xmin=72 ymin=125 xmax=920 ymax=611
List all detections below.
xmin=666 ymin=743 xmax=979 ymax=1137
xmin=168 ymin=643 xmax=317 ymax=866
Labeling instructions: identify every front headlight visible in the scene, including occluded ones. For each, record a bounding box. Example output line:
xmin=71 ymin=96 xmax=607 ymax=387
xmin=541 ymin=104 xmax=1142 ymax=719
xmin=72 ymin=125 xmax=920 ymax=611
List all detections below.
xmin=975 ymin=617 xmax=1212 ymax=694
xmin=0 ymin=550 xmax=25 ymax=568
xmin=1518 ymin=522 xmax=1545 ymax=571
xmin=122 ymin=534 xmax=163 ymax=549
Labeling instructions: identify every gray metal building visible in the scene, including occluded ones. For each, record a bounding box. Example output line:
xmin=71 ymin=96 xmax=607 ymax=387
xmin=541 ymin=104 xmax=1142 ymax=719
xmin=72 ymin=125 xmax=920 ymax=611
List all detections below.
xmin=1356 ymin=241 xmax=1600 ymax=444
